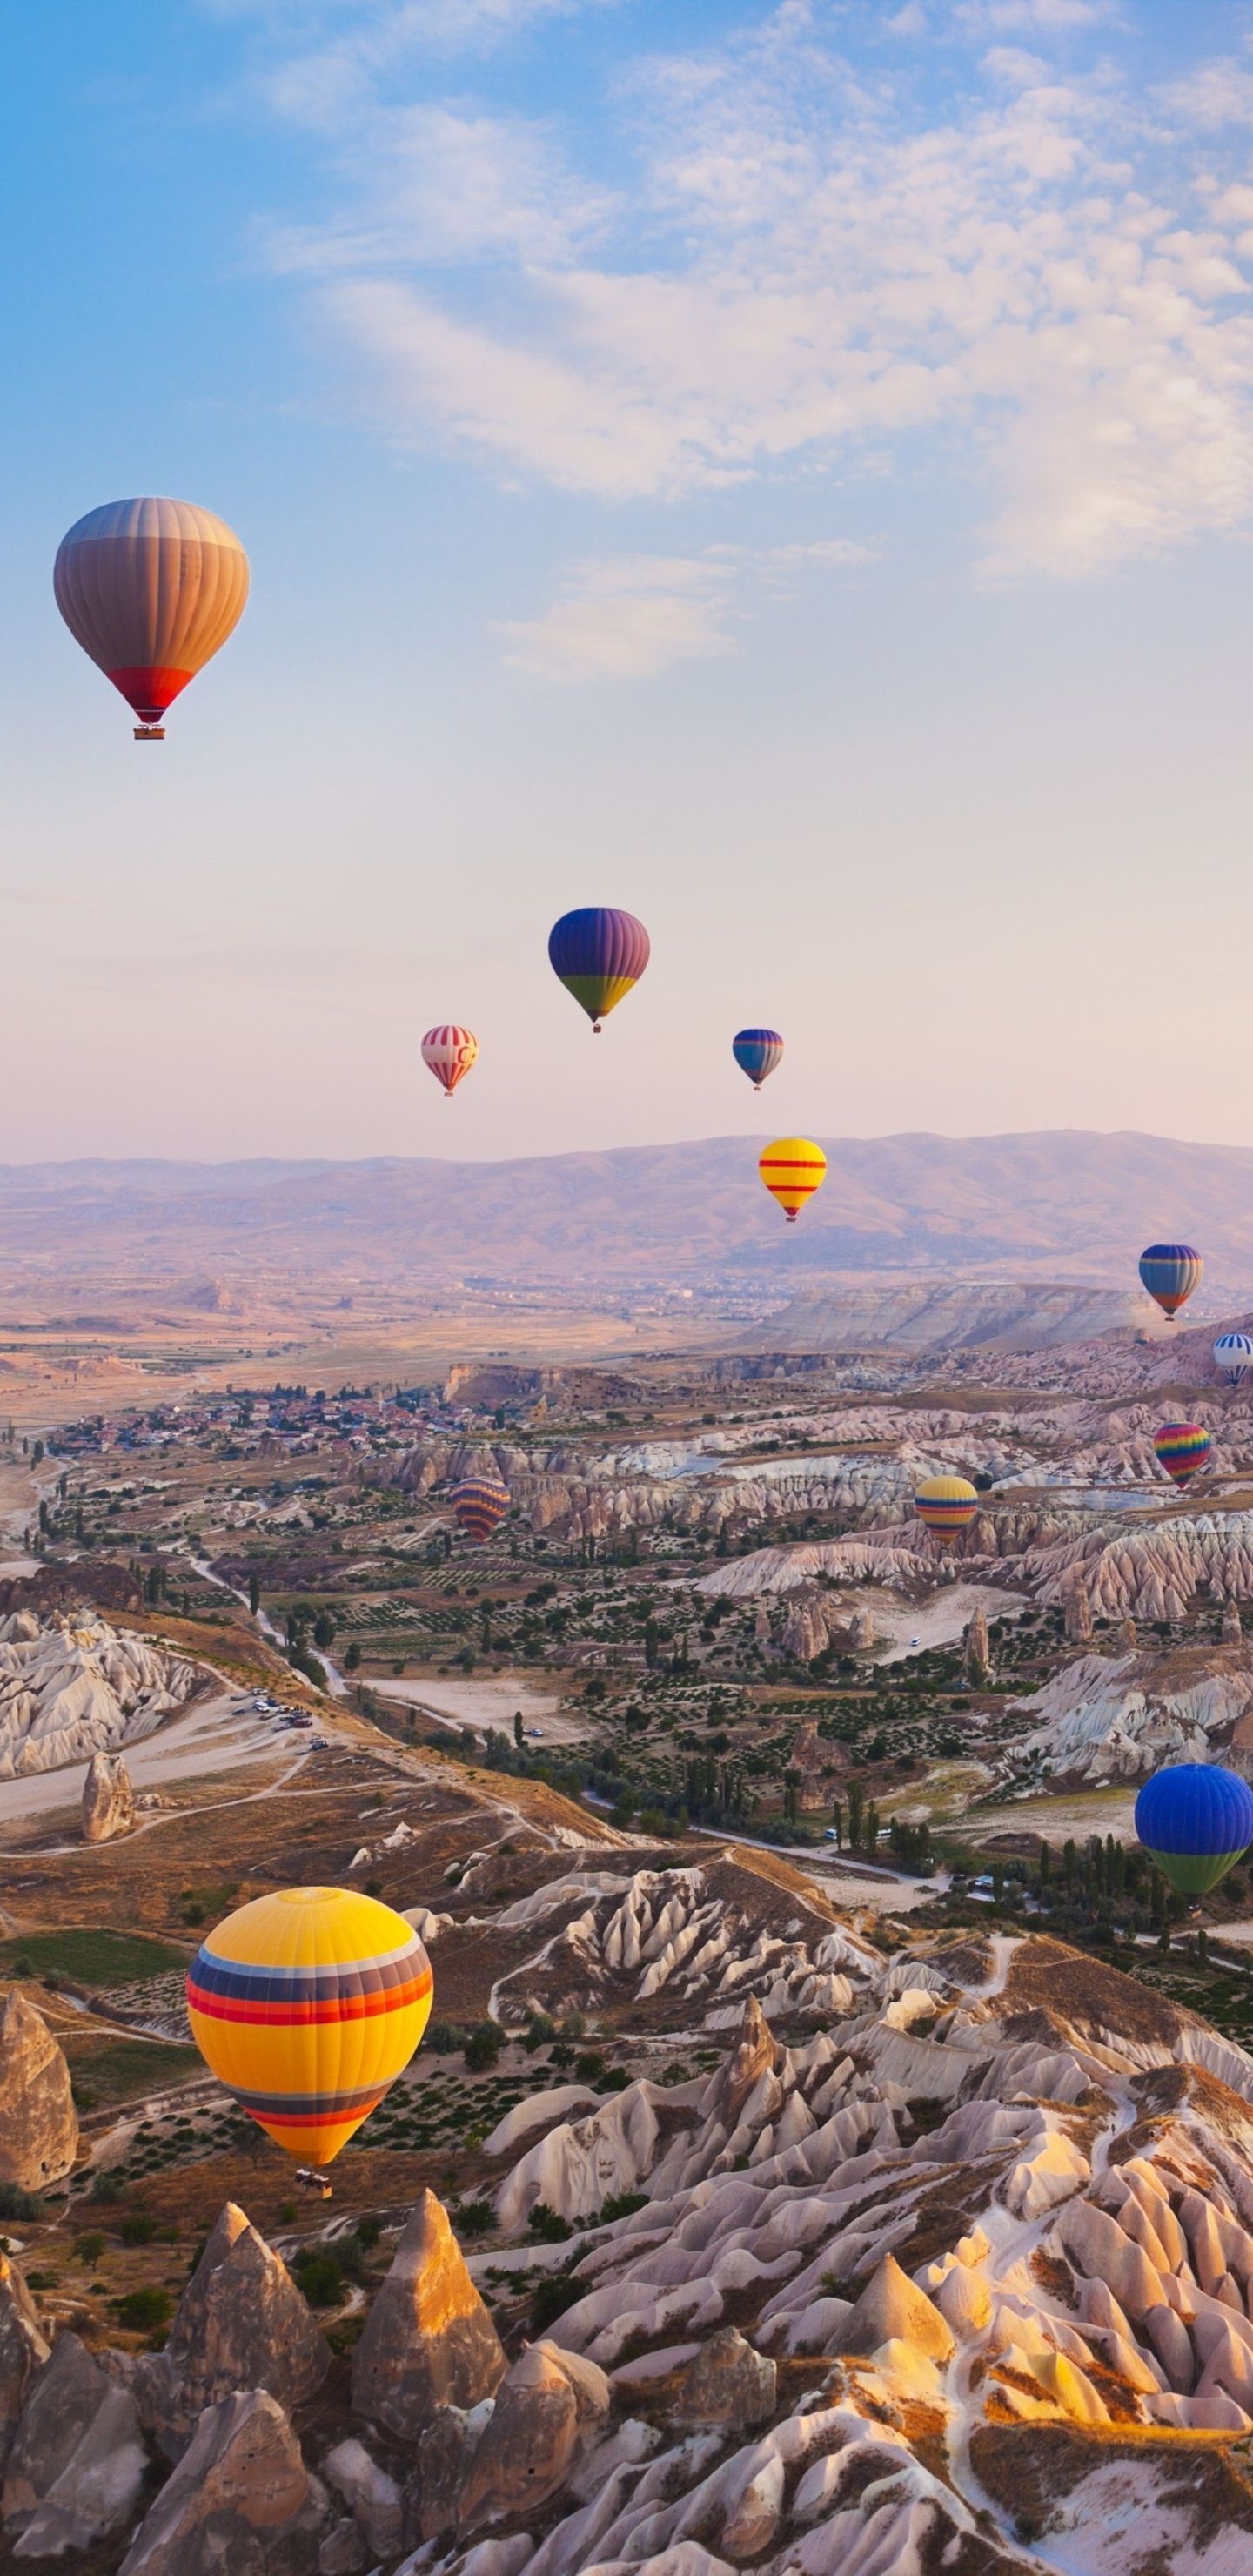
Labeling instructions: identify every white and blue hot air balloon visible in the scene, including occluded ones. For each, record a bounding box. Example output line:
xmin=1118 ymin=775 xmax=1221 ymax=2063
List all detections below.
xmin=1214 ymin=1332 xmax=1253 ymax=1390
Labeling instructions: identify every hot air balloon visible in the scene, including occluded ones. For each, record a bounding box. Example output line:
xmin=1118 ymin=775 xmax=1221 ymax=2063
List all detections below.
xmin=421 ymin=1025 xmax=479 ymax=1099
xmin=1135 ymin=1763 xmax=1253 ymax=1897
xmin=973 ymin=1472 xmax=995 ymax=1493
xmin=733 ymin=1029 xmax=784 ymax=1091
xmin=1153 ymin=1422 xmax=1213 ymax=1488
xmin=450 ymin=1475 xmax=510 ymax=1543
xmin=1139 ymin=1244 xmax=1203 ymax=1320
xmin=54 ymin=498 xmax=249 ymax=739
xmin=1214 ymin=1332 xmax=1253 ymax=1389
xmin=915 ymin=1476 xmax=979 ymax=1546
xmin=758 ymin=1137 xmax=827 ymax=1223
xmin=548 ymin=909 xmax=649 ymax=1032
xmin=186 ymin=1887 xmax=432 ymax=2163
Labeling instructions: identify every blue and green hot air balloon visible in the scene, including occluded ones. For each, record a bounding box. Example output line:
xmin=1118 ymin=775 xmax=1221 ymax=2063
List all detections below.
xmin=732 ymin=1028 xmax=784 ymax=1091
xmin=1135 ymin=1762 xmax=1253 ymax=1897
xmin=1139 ymin=1243 xmax=1203 ymax=1320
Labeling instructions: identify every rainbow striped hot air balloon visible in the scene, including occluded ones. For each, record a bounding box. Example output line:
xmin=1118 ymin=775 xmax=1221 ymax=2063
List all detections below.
xmin=421 ymin=1024 xmax=479 ymax=1099
xmin=1135 ymin=1763 xmax=1253 ymax=1898
xmin=450 ymin=1475 xmax=510 ymax=1543
xmin=759 ymin=1137 xmax=827 ymax=1223
xmin=915 ymin=1476 xmax=979 ymax=1547
xmin=1139 ymin=1243 xmax=1203 ymax=1320
xmin=1153 ymin=1422 xmax=1213 ymax=1488
xmin=548 ymin=908 xmax=650 ymax=1032
xmin=55 ymin=498 xmax=249 ymax=739
xmin=733 ymin=1029 xmax=784 ymax=1091
xmin=1215 ymin=1332 xmax=1253 ymax=1389
xmin=187 ymin=1887 xmax=432 ymax=2164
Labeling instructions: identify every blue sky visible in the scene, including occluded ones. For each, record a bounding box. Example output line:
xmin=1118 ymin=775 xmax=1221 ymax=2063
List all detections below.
xmin=4 ymin=0 xmax=1253 ymax=1162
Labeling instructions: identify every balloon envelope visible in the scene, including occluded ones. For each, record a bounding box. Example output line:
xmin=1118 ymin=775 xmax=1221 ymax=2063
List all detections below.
xmin=54 ymin=497 xmax=249 ymax=736
xmin=1139 ymin=1244 xmax=1203 ymax=1319
xmin=758 ymin=1137 xmax=827 ymax=1223
xmin=450 ymin=1475 xmax=510 ymax=1542
xmin=187 ymin=1887 xmax=432 ymax=2163
xmin=421 ymin=1024 xmax=479 ymax=1097
xmin=1214 ymin=1332 xmax=1253 ymax=1388
xmin=548 ymin=909 xmax=649 ymax=1030
xmin=1135 ymin=1763 xmax=1253 ymax=1896
xmin=1153 ymin=1422 xmax=1213 ymax=1488
xmin=915 ymin=1475 xmax=979 ymax=1546
xmin=972 ymin=1472 xmax=995 ymax=1493
xmin=733 ymin=1029 xmax=784 ymax=1090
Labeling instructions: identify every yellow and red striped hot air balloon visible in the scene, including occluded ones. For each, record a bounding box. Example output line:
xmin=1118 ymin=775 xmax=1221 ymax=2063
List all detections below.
xmin=54 ymin=497 xmax=249 ymax=739
xmin=915 ymin=1476 xmax=979 ymax=1547
xmin=186 ymin=1888 xmax=432 ymax=2165
xmin=759 ymin=1137 xmax=827 ymax=1224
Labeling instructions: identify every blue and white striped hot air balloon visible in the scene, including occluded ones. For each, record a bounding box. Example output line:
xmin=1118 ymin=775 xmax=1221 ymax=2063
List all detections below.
xmin=1214 ymin=1332 xmax=1253 ymax=1389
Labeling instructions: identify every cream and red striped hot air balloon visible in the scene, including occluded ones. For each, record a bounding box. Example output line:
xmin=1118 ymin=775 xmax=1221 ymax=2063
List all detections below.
xmin=54 ymin=497 xmax=249 ymax=738
xmin=421 ymin=1025 xmax=479 ymax=1099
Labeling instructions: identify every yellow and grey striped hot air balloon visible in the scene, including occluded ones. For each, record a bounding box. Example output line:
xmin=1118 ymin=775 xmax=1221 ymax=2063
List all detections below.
xmin=758 ymin=1137 xmax=827 ymax=1223
xmin=186 ymin=1887 xmax=432 ymax=2164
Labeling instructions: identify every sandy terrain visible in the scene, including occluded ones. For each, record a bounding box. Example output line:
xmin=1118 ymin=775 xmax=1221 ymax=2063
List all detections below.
xmin=0 ymin=1690 xmax=318 ymax=1832
xmin=372 ymin=1672 xmax=586 ymax=1743
xmin=870 ymin=1579 xmax=1029 ymax=1663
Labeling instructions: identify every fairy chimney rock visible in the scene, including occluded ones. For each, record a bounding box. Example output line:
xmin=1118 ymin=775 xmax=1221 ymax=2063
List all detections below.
xmin=0 ymin=1991 xmax=77 ymax=2191
xmin=351 ymin=2189 xmax=506 ymax=2440
xmin=81 ymin=1751 xmax=135 ymax=1843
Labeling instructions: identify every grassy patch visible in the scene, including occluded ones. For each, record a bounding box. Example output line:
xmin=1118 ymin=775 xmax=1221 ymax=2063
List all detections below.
xmin=1 ymin=1929 xmax=190 ymax=1988
xmin=64 ymin=2037 xmax=202 ymax=2107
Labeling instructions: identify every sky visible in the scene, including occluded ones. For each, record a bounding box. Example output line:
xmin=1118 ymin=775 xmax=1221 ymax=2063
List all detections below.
xmin=3 ymin=0 xmax=1253 ymax=1164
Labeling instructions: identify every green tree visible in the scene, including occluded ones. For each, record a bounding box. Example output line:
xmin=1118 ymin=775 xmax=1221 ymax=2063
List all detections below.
xmin=513 ymin=1710 xmax=525 ymax=1750
xmin=645 ymin=1617 xmax=660 ymax=1670
xmin=344 ymin=1640 xmax=361 ymax=1674
xmin=248 ymin=1569 xmax=260 ymax=1616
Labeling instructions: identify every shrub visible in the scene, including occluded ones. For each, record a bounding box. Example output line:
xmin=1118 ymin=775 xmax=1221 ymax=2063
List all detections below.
xmin=530 ymin=2273 xmax=585 ymax=2335
xmin=279 ymin=2203 xmax=298 ymax=2225
xmin=0 ymin=2183 xmax=43 ymax=2222
xmin=527 ymin=2202 xmax=572 ymax=2244
xmin=456 ymin=2199 xmax=496 ymax=2238
xmin=291 ymin=2250 xmax=345 ymax=2308
xmin=573 ymin=2051 xmax=606 ymax=2084
xmin=425 ymin=2020 xmax=466 ymax=2056
xmin=463 ymin=2021 xmax=504 ymax=2073
xmin=114 ymin=2287 xmax=172 ymax=2332
xmin=118 ymin=2212 xmax=157 ymax=2246
xmin=598 ymin=2190 xmax=647 ymax=2224
xmin=88 ymin=2172 xmax=124 ymax=2204
xmin=72 ymin=2232 xmax=106 ymax=2264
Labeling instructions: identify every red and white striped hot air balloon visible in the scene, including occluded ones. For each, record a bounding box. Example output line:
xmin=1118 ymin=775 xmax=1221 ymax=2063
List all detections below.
xmin=421 ymin=1025 xmax=479 ymax=1099
xmin=54 ymin=497 xmax=249 ymax=739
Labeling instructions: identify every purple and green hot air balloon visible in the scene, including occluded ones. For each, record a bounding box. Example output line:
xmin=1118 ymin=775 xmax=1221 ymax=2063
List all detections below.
xmin=732 ymin=1028 xmax=784 ymax=1092
xmin=548 ymin=908 xmax=650 ymax=1033
xmin=1135 ymin=1762 xmax=1253 ymax=1898
xmin=1139 ymin=1243 xmax=1203 ymax=1320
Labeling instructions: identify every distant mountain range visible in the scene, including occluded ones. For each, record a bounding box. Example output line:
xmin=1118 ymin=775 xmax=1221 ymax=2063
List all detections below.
xmin=0 ymin=1129 xmax=1250 ymax=1292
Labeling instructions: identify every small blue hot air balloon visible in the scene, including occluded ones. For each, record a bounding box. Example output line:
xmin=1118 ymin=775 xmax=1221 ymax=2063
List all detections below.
xmin=732 ymin=1029 xmax=784 ymax=1092
xmin=1139 ymin=1243 xmax=1202 ymax=1320
xmin=1135 ymin=1762 xmax=1253 ymax=1897
xmin=1214 ymin=1332 xmax=1253 ymax=1389
xmin=548 ymin=909 xmax=650 ymax=1033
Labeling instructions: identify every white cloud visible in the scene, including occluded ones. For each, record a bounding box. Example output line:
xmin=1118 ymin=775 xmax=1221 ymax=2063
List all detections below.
xmin=1160 ymin=62 xmax=1253 ymax=131
xmin=952 ymin=0 xmax=1110 ymax=30
xmin=498 ymin=538 xmax=875 ymax=679
xmin=256 ymin=6 xmax=1253 ymax=578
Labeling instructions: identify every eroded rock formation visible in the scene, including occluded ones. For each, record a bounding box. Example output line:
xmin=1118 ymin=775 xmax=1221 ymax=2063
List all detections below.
xmin=0 ymin=1992 xmax=77 ymax=2191
xmin=81 ymin=1748 xmax=134 ymax=1841
xmin=351 ymin=2188 xmax=506 ymax=2440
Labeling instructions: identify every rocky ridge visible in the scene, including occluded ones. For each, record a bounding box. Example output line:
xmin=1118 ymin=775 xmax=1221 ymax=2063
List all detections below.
xmin=0 ymin=1613 xmax=199 ymax=1779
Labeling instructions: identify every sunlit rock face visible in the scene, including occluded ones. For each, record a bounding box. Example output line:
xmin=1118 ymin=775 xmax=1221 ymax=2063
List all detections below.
xmin=0 ymin=1992 xmax=77 ymax=2191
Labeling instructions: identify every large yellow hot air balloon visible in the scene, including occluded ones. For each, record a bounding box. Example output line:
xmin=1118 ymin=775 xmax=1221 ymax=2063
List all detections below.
xmin=187 ymin=1887 xmax=432 ymax=2164
xmin=54 ymin=498 xmax=249 ymax=739
xmin=759 ymin=1137 xmax=827 ymax=1223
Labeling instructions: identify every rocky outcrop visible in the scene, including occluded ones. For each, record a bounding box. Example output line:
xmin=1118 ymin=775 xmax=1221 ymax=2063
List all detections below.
xmin=834 ymin=2255 xmax=955 ymax=2366
xmin=141 ymin=2203 xmax=330 ymax=2459
xmin=455 ymin=2342 xmax=610 ymax=2529
xmin=1013 ymin=1642 xmax=1253 ymax=1787
xmin=351 ymin=2190 xmax=505 ymax=2440
xmin=1224 ymin=1604 xmax=1243 ymax=1644
xmin=1062 ymin=1580 xmax=1093 ymax=1644
xmin=0 ymin=2259 xmax=48 ymax=2466
xmin=719 ymin=1995 xmax=777 ymax=2129
xmin=0 ymin=1614 xmax=198 ymax=1780
xmin=964 ymin=1608 xmax=990 ymax=1683
xmin=672 ymin=2328 xmax=776 ymax=2427
xmin=118 ymin=2389 xmax=325 ymax=2576
xmin=0 ymin=1992 xmax=77 ymax=2190
xmin=322 ymin=2438 xmax=403 ymax=2560
xmin=81 ymin=1748 xmax=134 ymax=1841
xmin=3 ymin=2330 xmax=145 ymax=2556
